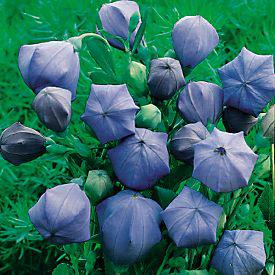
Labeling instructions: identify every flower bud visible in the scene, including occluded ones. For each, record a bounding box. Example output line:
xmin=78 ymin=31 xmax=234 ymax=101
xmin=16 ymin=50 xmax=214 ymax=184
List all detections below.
xmin=0 ymin=122 xmax=46 ymax=165
xmin=172 ymin=16 xmax=219 ymax=68
xmin=177 ymin=81 xmax=223 ymax=126
xmin=29 ymin=183 xmax=90 ymax=244
xmin=171 ymin=122 xmax=209 ymax=164
xmin=96 ymin=190 xmax=162 ymax=264
xmin=32 ymin=87 xmax=72 ymax=132
xmin=148 ymin=58 xmax=185 ymax=100
xmin=84 ymin=170 xmax=113 ymax=205
xmin=127 ymin=61 xmax=148 ymax=97
xmin=261 ymin=105 xmax=274 ymax=143
xmin=223 ymin=107 xmax=258 ymax=135
xmin=135 ymin=104 xmax=161 ymax=130
xmin=18 ymin=41 xmax=80 ymax=100
xmin=98 ymin=1 xmax=142 ymax=50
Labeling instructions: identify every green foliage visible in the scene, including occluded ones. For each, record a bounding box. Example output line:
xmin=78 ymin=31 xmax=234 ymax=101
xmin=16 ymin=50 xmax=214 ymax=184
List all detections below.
xmin=0 ymin=0 xmax=273 ymax=274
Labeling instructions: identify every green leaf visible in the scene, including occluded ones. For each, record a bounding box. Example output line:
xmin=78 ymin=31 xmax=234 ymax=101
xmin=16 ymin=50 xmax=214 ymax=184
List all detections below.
xmin=181 ymin=270 xmax=210 ymax=275
xmin=52 ymin=263 xmax=74 ymax=275
xmin=85 ymin=251 xmax=96 ymax=273
xmin=85 ymin=34 xmax=116 ymax=78
xmin=132 ymin=8 xmax=149 ymax=52
xmin=128 ymin=12 xmax=140 ymax=34
xmin=154 ymin=186 xmax=176 ymax=208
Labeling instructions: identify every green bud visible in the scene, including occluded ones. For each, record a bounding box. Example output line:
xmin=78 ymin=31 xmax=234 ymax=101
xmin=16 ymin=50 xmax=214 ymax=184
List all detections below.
xmin=127 ymin=61 xmax=148 ymax=97
xmin=136 ymin=104 xmax=161 ymax=130
xmin=261 ymin=105 xmax=274 ymax=143
xmin=84 ymin=170 xmax=113 ymax=205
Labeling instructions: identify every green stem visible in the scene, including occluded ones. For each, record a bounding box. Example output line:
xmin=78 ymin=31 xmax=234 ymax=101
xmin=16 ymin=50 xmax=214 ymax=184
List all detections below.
xmin=157 ymin=243 xmax=174 ymax=275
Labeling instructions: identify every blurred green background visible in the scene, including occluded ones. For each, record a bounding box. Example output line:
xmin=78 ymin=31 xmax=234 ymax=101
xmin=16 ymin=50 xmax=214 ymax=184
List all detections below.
xmin=0 ymin=0 xmax=274 ymax=273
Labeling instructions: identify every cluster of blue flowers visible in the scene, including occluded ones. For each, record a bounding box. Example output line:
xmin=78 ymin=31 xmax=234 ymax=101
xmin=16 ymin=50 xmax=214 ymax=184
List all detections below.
xmin=0 ymin=1 xmax=274 ymax=274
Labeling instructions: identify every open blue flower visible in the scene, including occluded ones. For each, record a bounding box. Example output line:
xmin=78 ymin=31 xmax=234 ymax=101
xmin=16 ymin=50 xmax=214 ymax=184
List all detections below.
xmin=177 ymin=81 xmax=223 ymax=126
xmin=98 ymin=0 xmax=142 ymax=50
xmin=162 ymin=186 xmax=223 ymax=247
xmin=18 ymin=41 xmax=79 ymax=100
xmin=108 ymin=128 xmax=170 ymax=190
xmin=96 ymin=190 xmax=162 ymax=265
xmin=81 ymin=84 xmax=139 ymax=144
xmin=172 ymin=16 xmax=219 ymax=68
xmin=171 ymin=122 xmax=209 ymax=164
xmin=29 ymin=183 xmax=90 ymax=244
xmin=219 ymin=47 xmax=275 ymax=116
xmin=193 ymin=128 xmax=258 ymax=192
xmin=211 ymin=230 xmax=266 ymax=275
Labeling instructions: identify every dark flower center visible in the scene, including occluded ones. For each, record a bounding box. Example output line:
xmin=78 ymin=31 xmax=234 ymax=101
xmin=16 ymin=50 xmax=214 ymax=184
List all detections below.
xmin=214 ymin=147 xmax=226 ymax=156
xmin=132 ymin=194 xmax=139 ymax=199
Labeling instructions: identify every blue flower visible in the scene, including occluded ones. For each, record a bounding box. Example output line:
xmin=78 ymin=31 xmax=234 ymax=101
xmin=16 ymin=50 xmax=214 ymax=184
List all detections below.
xmin=219 ymin=47 xmax=275 ymax=116
xmin=96 ymin=190 xmax=162 ymax=265
xmin=177 ymin=81 xmax=223 ymax=126
xmin=171 ymin=122 xmax=209 ymax=165
xmin=222 ymin=107 xmax=258 ymax=135
xmin=29 ymin=183 xmax=90 ymax=244
xmin=172 ymin=16 xmax=219 ymax=68
xmin=148 ymin=58 xmax=185 ymax=100
xmin=98 ymin=0 xmax=142 ymax=50
xmin=193 ymin=128 xmax=258 ymax=192
xmin=81 ymin=84 xmax=139 ymax=144
xmin=108 ymin=128 xmax=170 ymax=190
xmin=18 ymin=41 xmax=80 ymax=100
xmin=162 ymin=186 xmax=223 ymax=247
xmin=211 ymin=230 xmax=266 ymax=275
xmin=32 ymin=87 xmax=72 ymax=132
xmin=0 ymin=122 xmax=46 ymax=165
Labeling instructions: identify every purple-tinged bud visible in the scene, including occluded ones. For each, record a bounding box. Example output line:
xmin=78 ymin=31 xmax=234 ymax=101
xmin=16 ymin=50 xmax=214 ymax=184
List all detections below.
xmin=162 ymin=186 xmax=223 ymax=247
xmin=148 ymin=58 xmax=185 ymax=100
xmin=193 ymin=128 xmax=258 ymax=192
xmin=218 ymin=47 xmax=275 ymax=116
xmin=29 ymin=183 xmax=90 ymax=244
xmin=177 ymin=81 xmax=223 ymax=126
xmin=108 ymin=128 xmax=170 ymax=190
xmin=171 ymin=122 xmax=209 ymax=164
xmin=172 ymin=16 xmax=219 ymax=68
xmin=81 ymin=84 xmax=139 ymax=144
xmin=98 ymin=1 xmax=142 ymax=50
xmin=223 ymin=107 xmax=258 ymax=135
xmin=211 ymin=230 xmax=266 ymax=275
xmin=96 ymin=190 xmax=162 ymax=265
xmin=0 ymin=122 xmax=46 ymax=165
xmin=32 ymin=87 xmax=72 ymax=132
xmin=261 ymin=105 xmax=274 ymax=143
xmin=18 ymin=41 xmax=80 ymax=100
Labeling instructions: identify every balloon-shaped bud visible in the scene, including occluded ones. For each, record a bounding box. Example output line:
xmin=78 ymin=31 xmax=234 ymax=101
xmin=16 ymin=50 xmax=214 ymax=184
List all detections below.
xmin=32 ymin=87 xmax=72 ymax=132
xmin=171 ymin=122 xmax=209 ymax=164
xmin=193 ymin=128 xmax=258 ymax=192
xmin=218 ymin=47 xmax=275 ymax=116
xmin=148 ymin=58 xmax=185 ymax=100
xmin=223 ymin=107 xmax=258 ymax=135
xmin=162 ymin=186 xmax=223 ymax=247
xmin=127 ymin=61 xmax=148 ymax=97
xmin=18 ymin=41 xmax=80 ymax=100
xmin=177 ymin=81 xmax=223 ymax=126
xmin=84 ymin=170 xmax=113 ymax=205
xmin=98 ymin=1 xmax=142 ymax=50
xmin=135 ymin=104 xmax=161 ymax=130
xmin=108 ymin=128 xmax=170 ymax=190
xmin=0 ymin=122 xmax=46 ymax=165
xmin=172 ymin=16 xmax=219 ymax=68
xmin=211 ymin=230 xmax=266 ymax=275
xmin=96 ymin=190 xmax=162 ymax=265
xmin=29 ymin=183 xmax=91 ymax=244
xmin=261 ymin=105 xmax=274 ymax=143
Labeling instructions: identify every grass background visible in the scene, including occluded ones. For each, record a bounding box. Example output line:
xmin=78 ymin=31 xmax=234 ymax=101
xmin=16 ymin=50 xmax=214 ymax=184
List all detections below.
xmin=0 ymin=0 xmax=274 ymax=274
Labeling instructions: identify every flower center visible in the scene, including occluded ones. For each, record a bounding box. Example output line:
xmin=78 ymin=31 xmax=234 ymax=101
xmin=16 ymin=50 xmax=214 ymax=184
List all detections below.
xmin=214 ymin=147 xmax=226 ymax=156
xmin=132 ymin=194 xmax=139 ymax=199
